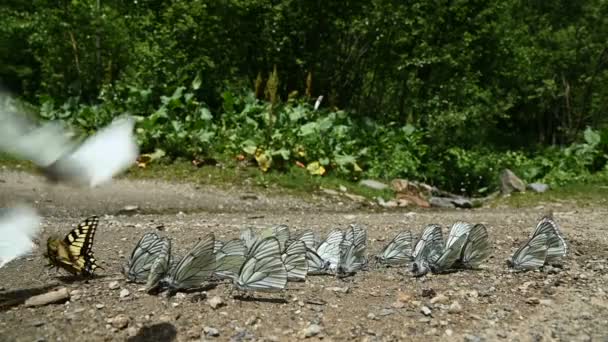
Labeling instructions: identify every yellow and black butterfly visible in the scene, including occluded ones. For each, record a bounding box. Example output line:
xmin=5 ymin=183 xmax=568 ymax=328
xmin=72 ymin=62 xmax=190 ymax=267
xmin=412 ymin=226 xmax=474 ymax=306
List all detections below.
xmin=45 ymin=216 xmax=101 ymax=276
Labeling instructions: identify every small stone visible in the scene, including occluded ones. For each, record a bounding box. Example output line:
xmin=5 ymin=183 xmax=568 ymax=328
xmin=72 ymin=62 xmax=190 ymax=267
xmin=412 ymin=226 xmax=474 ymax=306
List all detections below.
xmin=203 ymin=326 xmax=220 ymax=337
xmin=528 ymin=183 xmax=549 ymax=193
xmin=95 ymin=304 xmax=105 ymax=309
xmin=24 ymin=288 xmax=70 ymax=307
xmin=539 ymin=299 xmax=554 ymax=306
xmin=119 ymin=289 xmax=130 ymax=298
xmin=118 ymin=205 xmax=139 ymax=215
xmin=32 ymin=321 xmax=45 ymax=327
xmin=367 ymin=313 xmax=377 ymax=320
xmin=359 ymin=179 xmax=389 ymax=190
xmin=339 ymin=185 xmax=347 ymax=192
xmin=302 ymin=324 xmax=322 ymax=338
xmin=445 ymin=329 xmax=453 ymax=337
xmin=391 ymin=301 xmax=406 ymax=309
xmin=108 ymin=281 xmax=120 ymax=290
xmin=526 ymin=297 xmax=540 ymax=305
xmin=175 ymin=292 xmax=187 ymax=300
xmin=430 ymin=294 xmax=449 ymax=304
xmin=448 ymin=301 xmax=462 ymax=314
xmin=325 ymin=286 xmax=349 ymax=293
xmin=207 ymin=296 xmax=224 ymax=309
xmin=421 ymin=306 xmax=432 ymax=316
xmin=126 ymin=327 xmax=138 ymax=338
xmin=158 ymin=315 xmax=172 ymax=323
xmin=186 ymin=328 xmax=201 ymax=339
xmin=109 ymin=314 xmax=130 ymax=329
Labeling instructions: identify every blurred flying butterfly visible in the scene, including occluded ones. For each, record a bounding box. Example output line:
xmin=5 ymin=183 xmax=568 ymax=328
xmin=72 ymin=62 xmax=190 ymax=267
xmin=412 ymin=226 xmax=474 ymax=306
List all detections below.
xmin=0 ymin=205 xmax=41 ymax=268
xmin=45 ymin=216 xmax=101 ymax=276
xmin=0 ymin=112 xmax=138 ymax=187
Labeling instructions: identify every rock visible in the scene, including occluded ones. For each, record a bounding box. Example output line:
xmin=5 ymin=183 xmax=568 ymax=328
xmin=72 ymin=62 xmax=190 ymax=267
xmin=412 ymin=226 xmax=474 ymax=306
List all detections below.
xmin=378 ymin=199 xmax=398 ymax=208
xmin=359 ymin=179 xmax=388 ymax=190
xmin=445 ymin=329 xmax=454 ymax=337
xmin=339 ymin=185 xmax=347 ymax=192
xmin=321 ymin=188 xmax=340 ymax=196
xmin=500 ymin=169 xmax=526 ymax=194
xmin=448 ymin=301 xmax=462 ymax=314
xmin=430 ymin=294 xmax=449 ymax=305
xmin=343 ymin=193 xmax=366 ymax=202
xmin=108 ymin=281 xmax=120 ymax=290
xmin=367 ymin=313 xmax=377 ymax=320
xmin=528 ymin=182 xmax=549 ymax=193
xmin=302 ymin=324 xmax=322 ymax=338
xmin=203 ymin=326 xmax=220 ymax=337
xmin=207 ymin=295 xmax=224 ymax=309
xmin=108 ymin=314 xmax=130 ymax=329
xmin=126 ymin=327 xmax=138 ymax=338
xmin=186 ymin=328 xmax=201 ymax=339
xmin=421 ymin=306 xmax=432 ymax=316
xmin=395 ymin=194 xmax=431 ymax=208
xmin=429 ymin=197 xmax=456 ymax=209
xmin=24 ymin=288 xmax=70 ymax=307
xmin=95 ymin=304 xmax=105 ymax=310
xmin=539 ymin=299 xmax=554 ymax=306
xmin=450 ymin=196 xmax=473 ymax=209
xmin=325 ymin=286 xmax=349 ymax=293
xmin=117 ymin=205 xmax=139 ymax=215
xmin=119 ymin=289 xmax=130 ymax=298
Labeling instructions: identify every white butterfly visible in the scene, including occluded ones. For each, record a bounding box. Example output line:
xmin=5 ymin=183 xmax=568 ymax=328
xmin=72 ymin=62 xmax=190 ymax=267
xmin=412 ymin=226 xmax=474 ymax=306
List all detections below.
xmin=0 ymin=112 xmax=138 ymax=187
xmin=164 ymin=233 xmax=216 ymax=291
xmin=123 ymin=232 xmax=167 ymax=283
xmin=240 ymin=224 xmax=291 ymax=253
xmin=509 ymin=216 xmax=566 ymax=270
xmin=411 ymin=224 xmax=444 ymax=260
xmin=0 ymin=205 xmax=41 ymax=268
xmin=214 ymin=239 xmax=246 ymax=280
xmin=234 ymin=237 xmax=287 ymax=292
xmin=281 ymin=240 xmax=308 ymax=281
xmin=457 ymin=223 xmax=491 ymax=269
xmin=315 ymin=229 xmax=344 ymax=272
xmin=376 ymin=231 xmax=413 ymax=266
xmin=145 ymin=238 xmax=172 ymax=291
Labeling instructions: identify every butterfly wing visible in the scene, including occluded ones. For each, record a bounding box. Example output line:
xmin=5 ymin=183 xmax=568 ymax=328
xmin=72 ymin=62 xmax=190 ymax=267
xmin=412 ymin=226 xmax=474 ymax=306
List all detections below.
xmin=0 ymin=206 xmax=41 ymax=268
xmin=412 ymin=224 xmax=444 ymax=259
xmin=295 ymin=231 xmax=316 ymax=250
xmin=459 ymin=223 xmax=491 ymax=268
xmin=316 ymin=229 xmax=343 ymax=271
xmin=166 ymin=233 xmax=216 ymax=290
xmin=124 ymin=232 xmax=165 ymax=283
xmin=240 ymin=227 xmax=258 ymax=252
xmin=306 ymin=247 xmax=330 ymax=275
xmin=46 ymin=116 xmax=138 ymax=187
xmin=215 ymin=239 xmax=246 ymax=280
xmin=377 ymin=231 xmax=413 ymax=266
xmin=432 ymin=233 xmax=469 ymax=272
xmin=145 ymin=238 xmax=172 ymax=291
xmin=510 ymin=233 xmax=549 ymax=270
xmin=337 ymin=226 xmax=367 ymax=276
xmin=533 ymin=216 xmax=567 ymax=263
xmin=281 ymin=240 xmax=308 ymax=281
xmin=62 ymin=216 xmax=101 ymax=276
xmin=236 ymin=237 xmax=287 ymax=291
xmin=445 ymin=222 xmax=473 ymax=249
xmin=260 ymin=224 xmax=290 ymax=252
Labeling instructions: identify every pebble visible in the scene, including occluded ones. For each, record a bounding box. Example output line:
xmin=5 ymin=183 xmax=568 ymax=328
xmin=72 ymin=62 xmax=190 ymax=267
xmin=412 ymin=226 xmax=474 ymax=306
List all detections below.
xmin=108 ymin=281 xmax=120 ymax=290
xmin=119 ymin=289 xmax=130 ymax=298
xmin=207 ymin=296 xmax=225 ymax=309
xmin=108 ymin=314 xmax=129 ymax=329
xmin=448 ymin=301 xmax=462 ymax=314
xmin=526 ymin=297 xmax=540 ymax=305
xmin=204 ymin=326 xmax=220 ymax=337
xmin=95 ymin=304 xmax=105 ymax=309
xmin=126 ymin=327 xmax=138 ymax=338
xmin=367 ymin=313 xmax=377 ymax=320
xmin=302 ymin=324 xmax=322 ymax=338
xmin=445 ymin=329 xmax=453 ymax=337
xmin=421 ymin=306 xmax=432 ymax=316
xmin=430 ymin=294 xmax=449 ymax=304
xmin=325 ymin=286 xmax=350 ymax=293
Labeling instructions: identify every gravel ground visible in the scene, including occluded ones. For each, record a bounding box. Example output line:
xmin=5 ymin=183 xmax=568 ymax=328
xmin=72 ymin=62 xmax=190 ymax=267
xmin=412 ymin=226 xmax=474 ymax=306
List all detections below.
xmin=0 ymin=170 xmax=607 ymax=342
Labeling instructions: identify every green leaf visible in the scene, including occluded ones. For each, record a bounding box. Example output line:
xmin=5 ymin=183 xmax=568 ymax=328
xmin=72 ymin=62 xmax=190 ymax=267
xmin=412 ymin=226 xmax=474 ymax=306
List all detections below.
xmin=271 ymin=148 xmax=290 ymax=160
xmin=192 ymin=74 xmax=202 ymax=90
xmin=200 ymin=107 xmax=213 ymax=121
xmin=299 ymin=122 xmax=317 ymax=136
xmin=583 ymin=127 xmax=600 ymax=146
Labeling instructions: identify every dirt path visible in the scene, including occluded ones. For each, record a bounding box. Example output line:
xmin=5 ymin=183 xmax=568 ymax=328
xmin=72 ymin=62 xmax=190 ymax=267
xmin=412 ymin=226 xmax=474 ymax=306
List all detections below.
xmin=0 ymin=170 xmax=607 ymax=341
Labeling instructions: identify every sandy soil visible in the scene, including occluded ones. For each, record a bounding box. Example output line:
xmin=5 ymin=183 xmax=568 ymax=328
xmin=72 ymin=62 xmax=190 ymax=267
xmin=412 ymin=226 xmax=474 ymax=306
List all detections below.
xmin=0 ymin=170 xmax=606 ymax=342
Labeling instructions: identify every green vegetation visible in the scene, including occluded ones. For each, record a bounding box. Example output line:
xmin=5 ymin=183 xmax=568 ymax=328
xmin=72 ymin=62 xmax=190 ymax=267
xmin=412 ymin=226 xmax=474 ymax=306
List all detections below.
xmin=2 ymin=1 xmax=608 ymax=197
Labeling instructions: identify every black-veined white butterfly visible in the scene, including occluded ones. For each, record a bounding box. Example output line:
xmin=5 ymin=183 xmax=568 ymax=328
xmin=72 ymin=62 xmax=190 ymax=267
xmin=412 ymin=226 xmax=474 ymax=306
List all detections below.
xmin=214 ymin=239 xmax=246 ymax=280
xmin=456 ymin=223 xmax=491 ymax=269
xmin=316 ymin=229 xmax=344 ymax=272
xmin=376 ymin=231 xmax=413 ymax=266
xmin=145 ymin=238 xmax=172 ymax=291
xmin=337 ymin=225 xmax=367 ymax=277
xmin=412 ymin=224 xmax=444 ymax=260
xmin=124 ymin=232 xmax=166 ymax=283
xmin=163 ymin=233 xmax=216 ymax=291
xmin=282 ymin=240 xmax=308 ymax=281
xmin=509 ymin=215 xmax=566 ymax=270
xmin=234 ymin=237 xmax=287 ymax=292
xmin=533 ymin=216 xmax=567 ymax=263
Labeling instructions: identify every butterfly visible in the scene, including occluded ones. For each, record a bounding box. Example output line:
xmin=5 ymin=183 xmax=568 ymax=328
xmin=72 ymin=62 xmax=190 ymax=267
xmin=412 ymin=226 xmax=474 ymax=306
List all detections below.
xmin=315 ymin=229 xmax=344 ymax=272
xmin=214 ymin=239 xmax=247 ymax=280
xmin=163 ymin=233 xmax=216 ymax=291
xmin=282 ymin=240 xmax=308 ymax=281
xmin=509 ymin=216 xmax=567 ymax=270
xmin=0 ymin=205 xmax=41 ymax=268
xmin=376 ymin=231 xmax=413 ymax=266
xmin=234 ymin=236 xmax=287 ymax=292
xmin=45 ymin=216 xmax=101 ymax=276
xmin=411 ymin=224 xmax=445 ymax=277
xmin=456 ymin=223 xmax=491 ymax=269
xmin=241 ymin=225 xmax=291 ymax=253
xmin=337 ymin=225 xmax=368 ymax=276
xmin=145 ymin=238 xmax=172 ymax=291
xmin=0 ymin=112 xmax=138 ymax=187
xmin=123 ymin=232 xmax=170 ymax=283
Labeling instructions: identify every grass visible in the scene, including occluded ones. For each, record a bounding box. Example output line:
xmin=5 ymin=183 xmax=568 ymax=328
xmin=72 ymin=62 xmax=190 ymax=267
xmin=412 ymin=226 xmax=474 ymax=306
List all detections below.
xmin=491 ymin=182 xmax=608 ymax=208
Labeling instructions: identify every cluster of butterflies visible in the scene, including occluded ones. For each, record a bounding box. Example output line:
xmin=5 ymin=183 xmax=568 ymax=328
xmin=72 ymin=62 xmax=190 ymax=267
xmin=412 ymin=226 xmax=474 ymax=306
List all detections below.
xmin=122 ymin=224 xmax=369 ymax=293
xmin=0 ymin=99 xmax=138 ymax=268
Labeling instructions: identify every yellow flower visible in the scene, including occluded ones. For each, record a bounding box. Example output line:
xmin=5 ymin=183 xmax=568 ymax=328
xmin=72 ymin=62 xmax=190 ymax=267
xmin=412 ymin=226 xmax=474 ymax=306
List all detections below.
xmin=306 ymin=161 xmax=326 ymax=176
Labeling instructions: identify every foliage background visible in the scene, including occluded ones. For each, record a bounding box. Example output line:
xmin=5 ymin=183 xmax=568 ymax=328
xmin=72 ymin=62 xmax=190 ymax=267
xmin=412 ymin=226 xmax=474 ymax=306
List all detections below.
xmin=1 ymin=0 xmax=608 ymax=194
